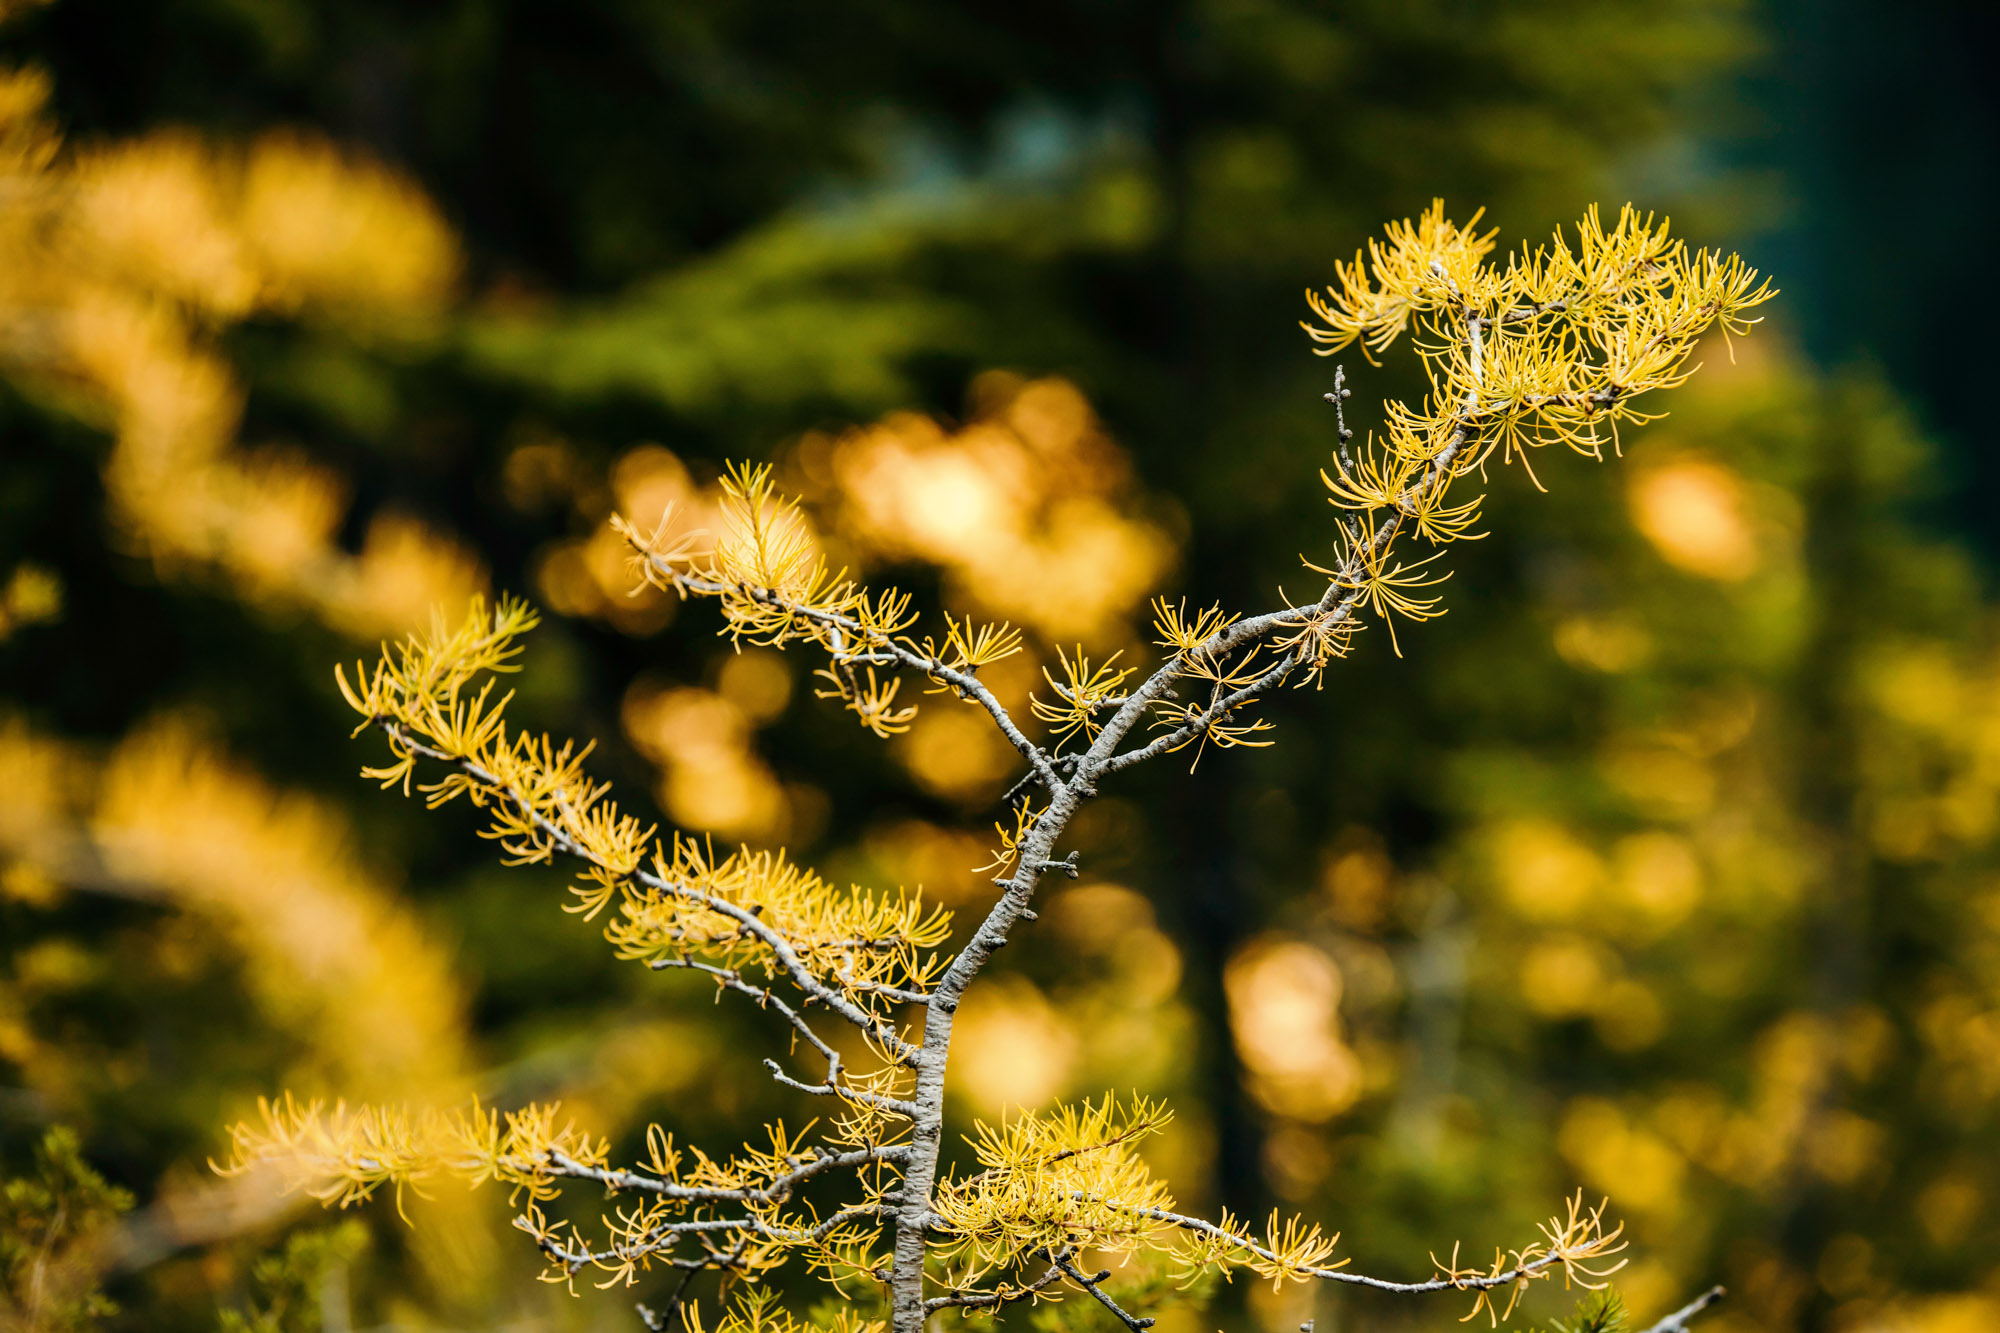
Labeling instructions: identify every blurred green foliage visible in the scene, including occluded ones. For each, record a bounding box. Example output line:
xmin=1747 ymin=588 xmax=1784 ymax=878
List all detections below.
xmin=1 ymin=1128 xmax=133 ymax=1332
xmin=215 ymin=1223 xmax=366 ymax=1333
xmin=1533 ymin=1292 xmax=1630 ymax=1333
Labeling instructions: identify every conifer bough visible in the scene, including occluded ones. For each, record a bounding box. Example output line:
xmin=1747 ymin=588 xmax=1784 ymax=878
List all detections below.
xmin=220 ymin=203 xmax=1772 ymax=1333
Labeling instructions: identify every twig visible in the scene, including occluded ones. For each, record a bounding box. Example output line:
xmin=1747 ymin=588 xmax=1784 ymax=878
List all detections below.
xmin=645 ymin=567 xmax=1064 ymax=795
xmin=543 ymin=1143 xmax=908 ymax=1206
xmin=533 ymin=1205 xmax=889 ymax=1276
xmin=1053 ymin=1257 xmax=1155 ymax=1331
xmin=1324 ymin=363 xmax=1354 ymax=477
xmin=923 ymin=1248 xmax=1072 ymax=1314
xmin=1115 ymin=1202 xmax=1604 ymax=1296
xmin=380 ymin=723 xmax=921 ymax=1064
xmin=1639 ymin=1286 xmax=1725 ymax=1333
xmin=636 ymin=1263 xmax=704 ymax=1331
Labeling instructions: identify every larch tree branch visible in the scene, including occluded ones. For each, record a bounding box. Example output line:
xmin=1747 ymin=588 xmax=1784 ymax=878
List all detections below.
xmin=219 ymin=201 xmax=1768 ymax=1333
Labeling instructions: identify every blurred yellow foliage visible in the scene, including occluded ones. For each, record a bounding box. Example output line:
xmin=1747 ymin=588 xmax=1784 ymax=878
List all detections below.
xmin=531 ymin=443 xmax=704 ymax=633
xmin=1045 ymin=883 xmax=1192 ymax=1094
xmin=1519 ymin=935 xmax=1615 ymax=1018
xmin=557 ymin=1018 xmax=715 ymax=1133
xmin=1836 ymin=1293 xmax=2000 ymax=1333
xmin=617 ymin=649 xmax=811 ymax=840
xmin=857 ymin=819 xmax=993 ymax=907
xmin=1601 ymin=741 xmax=1717 ymax=820
xmin=1321 ymin=835 xmax=1394 ymax=931
xmin=239 ymin=130 xmax=459 ymax=316
xmin=92 ymin=721 xmax=470 ymax=1096
xmin=1554 ymin=612 xmax=1656 ymax=672
xmin=894 ymin=704 xmax=1019 ymax=802
xmin=1560 ymin=1098 xmax=1686 ymax=1218
xmin=1856 ymin=639 xmax=2000 ymax=859
xmin=0 ymin=716 xmax=470 ymax=1100
xmin=1610 ymin=831 xmax=1704 ymax=930
xmin=1491 ymin=819 xmax=1604 ymax=921
xmin=1914 ymin=1176 xmax=1982 ymax=1248
xmin=0 ymin=714 xmax=487 ymax=1285
xmin=0 ymin=65 xmax=476 ymax=638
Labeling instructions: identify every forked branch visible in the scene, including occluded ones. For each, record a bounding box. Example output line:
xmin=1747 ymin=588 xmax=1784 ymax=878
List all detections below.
xmin=231 ymin=200 xmax=1770 ymax=1333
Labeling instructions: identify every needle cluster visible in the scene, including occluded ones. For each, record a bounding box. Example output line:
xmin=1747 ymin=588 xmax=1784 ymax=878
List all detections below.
xmin=929 ymin=1096 xmax=1175 ymax=1276
xmin=334 ymin=596 xmax=950 ymax=1008
xmin=218 ymin=1095 xmax=905 ymax=1294
xmin=1301 ymin=202 xmax=1774 ymax=655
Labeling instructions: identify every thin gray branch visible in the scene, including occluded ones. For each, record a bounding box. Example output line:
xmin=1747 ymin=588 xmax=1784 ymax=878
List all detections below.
xmin=1119 ymin=1203 xmax=1590 ymax=1295
xmin=1639 ymin=1286 xmax=1725 ymax=1333
xmin=643 ymin=563 xmax=1064 ymax=795
xmin=1054 ymin=1256 xmax=1154 ymax=1331
xmin=647 ymin=957 xmax=919 ymax=1117
xmin=1324 ymin=363 xmax=1355 ymax=477
xmin=1079 ymin=323 xmax=1485 ymax=782
xmin=532 ymin=1205 xmax=889 ymax=1277
xmin=923 ymin=1248 xmax=1072 ymax=1314
xmin=652 ymin=957 xmax=839 ymax=1066
xmin=542 ymin=1144 xmax=909 ymax=1207
xmin=1099 ymin=650 xmax=1301 ymax=776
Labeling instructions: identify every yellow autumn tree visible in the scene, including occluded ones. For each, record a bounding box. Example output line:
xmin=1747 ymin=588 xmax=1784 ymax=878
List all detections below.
xmin=219 ymin=203 xmax=1771 ymax=1333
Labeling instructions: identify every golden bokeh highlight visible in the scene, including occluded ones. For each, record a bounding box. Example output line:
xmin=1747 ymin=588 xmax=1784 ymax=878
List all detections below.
xmin=1045 ymin=883 xmax=1192 ymax=1094
xmin=531 ymin=443 xmax=703 ymax=634
xmin=0 ymin=561 xmax=61 ymax=640
xmin=1554 ymin=612 xmax=1656 ymax=673
xmin=797 ymin=371 xmax=1176 ymax=644
xmin=1320 ymin=833 xmax=1393 ymax=931
xmin=858 ymin=820 xmax=993 ymax=907
xmin=893 ymin=704 xmax=1019 ymax=803
xmin=1490 ymin=819 xmax=1604 ymax=921
xmin=1629 ymin=456 xmax=1761 ymax=581
xmin=623 ymin=679 xmax=791 ymax=841
xmin=1224 ymin=936 xmax=1361 ymax=1123
xmin=947 ymin=973 xmax=1079 ymax=1116
xmin=1611 ymin=831 xmax=1703 ymax=929
xmin=1560 ymin=1097 xmax=1686 ymax=1218
xmin=1519 ymin=934 xmax=1614 ymax=1018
